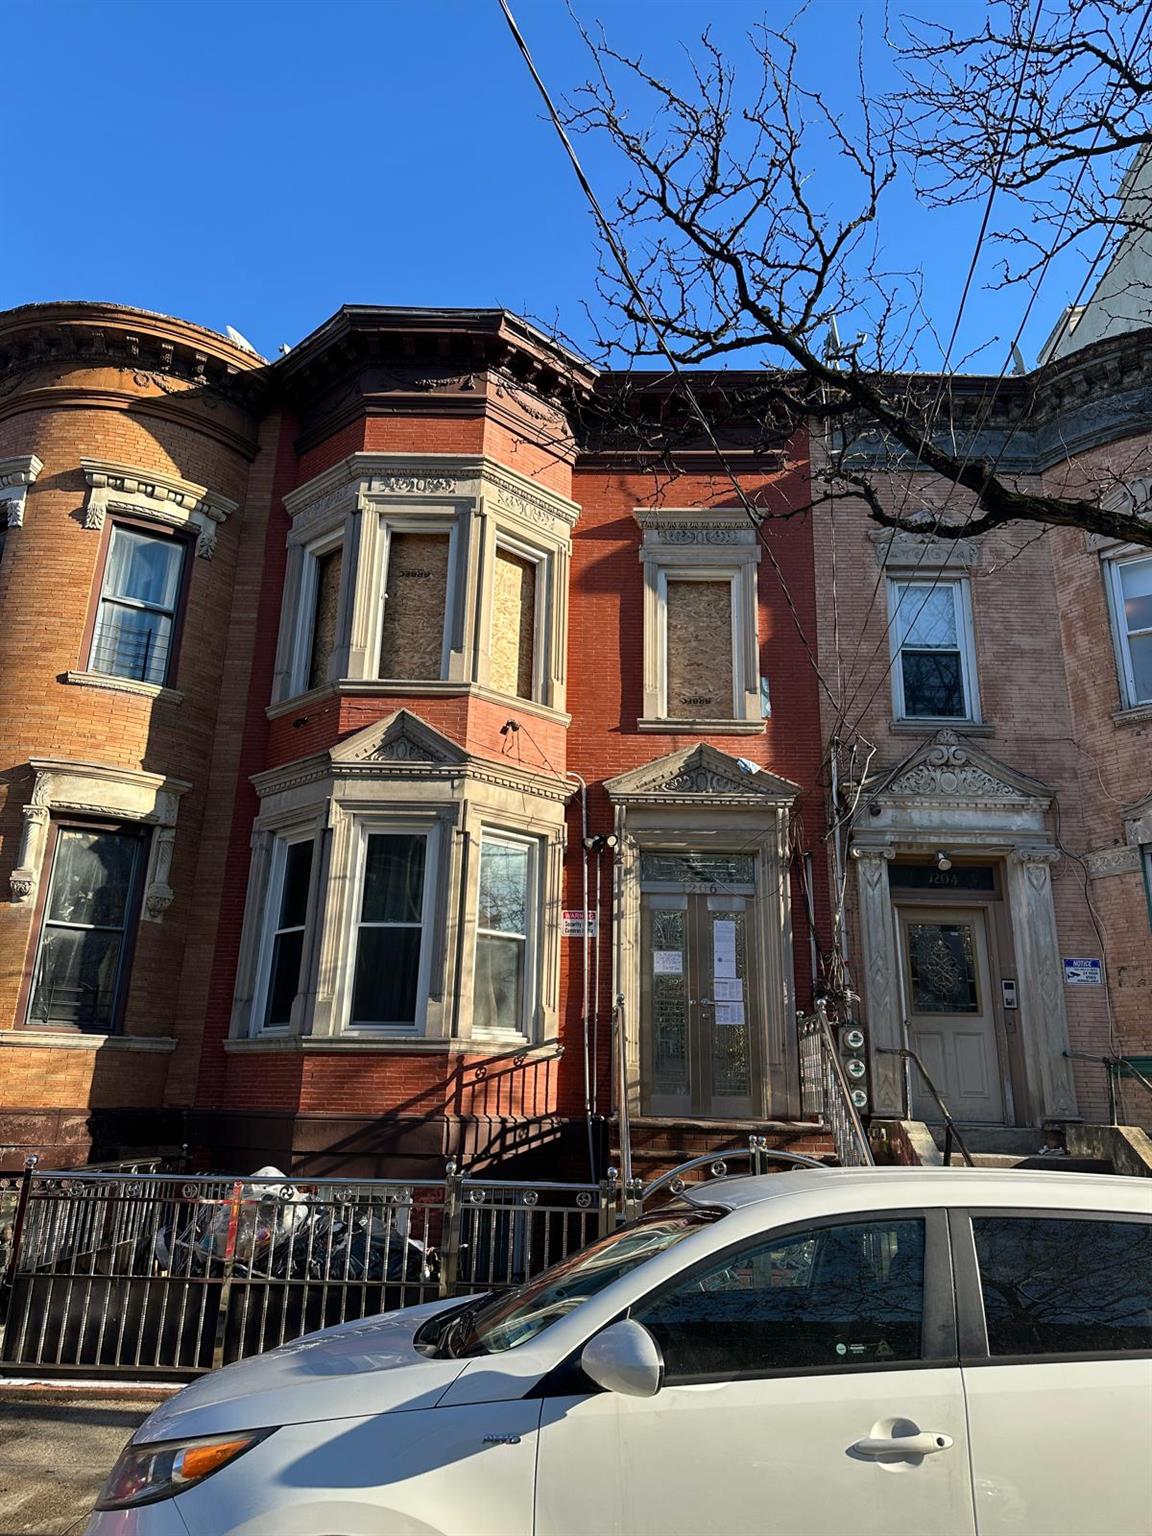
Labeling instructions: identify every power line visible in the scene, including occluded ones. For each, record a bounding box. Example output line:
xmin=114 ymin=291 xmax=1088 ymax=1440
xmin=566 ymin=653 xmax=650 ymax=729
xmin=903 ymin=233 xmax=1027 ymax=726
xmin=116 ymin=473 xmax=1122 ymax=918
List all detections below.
xmin=495 ymin=0 xmax=843 ymax=717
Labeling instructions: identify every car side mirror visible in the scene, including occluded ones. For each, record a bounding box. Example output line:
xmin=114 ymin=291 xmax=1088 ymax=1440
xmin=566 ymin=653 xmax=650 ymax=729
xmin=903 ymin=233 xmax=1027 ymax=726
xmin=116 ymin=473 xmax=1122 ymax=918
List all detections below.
xmin=580 ymin=1319 xmax=663 ymax=1398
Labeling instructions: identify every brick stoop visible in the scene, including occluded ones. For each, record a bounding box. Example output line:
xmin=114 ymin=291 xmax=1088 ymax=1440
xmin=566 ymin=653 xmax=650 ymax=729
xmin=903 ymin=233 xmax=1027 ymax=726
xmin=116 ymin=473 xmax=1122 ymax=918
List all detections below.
xmin=610 ymin=1116 xmax=835 ymax=1183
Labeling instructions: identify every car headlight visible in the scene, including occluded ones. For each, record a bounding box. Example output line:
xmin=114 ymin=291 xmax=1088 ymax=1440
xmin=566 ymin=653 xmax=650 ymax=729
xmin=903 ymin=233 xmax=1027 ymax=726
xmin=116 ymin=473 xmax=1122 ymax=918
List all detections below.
xmin=94 ymin=1429 xmax=274 ymax=1510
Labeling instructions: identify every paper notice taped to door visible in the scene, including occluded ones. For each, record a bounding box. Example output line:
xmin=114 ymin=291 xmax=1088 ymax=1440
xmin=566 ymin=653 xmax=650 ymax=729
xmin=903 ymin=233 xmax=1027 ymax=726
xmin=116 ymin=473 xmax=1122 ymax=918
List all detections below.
xmin=712 ymin=978 xmax=744 ymax=1002
xmin=715 ymin=1001 xmax=746 ymax=1027
xmin=653 ymin=950 xmax=683 ymax=975
xmin=713 ymin=920 xmax=737 ymax=978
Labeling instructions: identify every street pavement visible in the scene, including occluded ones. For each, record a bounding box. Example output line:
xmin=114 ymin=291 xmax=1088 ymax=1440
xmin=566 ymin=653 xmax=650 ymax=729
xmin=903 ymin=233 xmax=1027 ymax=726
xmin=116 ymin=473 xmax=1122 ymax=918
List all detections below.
xmin=0 ymin=1387 xmax=172 ymax=1536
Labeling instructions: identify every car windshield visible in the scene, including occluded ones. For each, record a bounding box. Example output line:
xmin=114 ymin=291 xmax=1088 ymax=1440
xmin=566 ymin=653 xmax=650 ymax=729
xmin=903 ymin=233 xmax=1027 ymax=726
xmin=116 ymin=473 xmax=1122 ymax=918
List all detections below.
xmin=450 ymin=1210 xmax=716 ymax=1356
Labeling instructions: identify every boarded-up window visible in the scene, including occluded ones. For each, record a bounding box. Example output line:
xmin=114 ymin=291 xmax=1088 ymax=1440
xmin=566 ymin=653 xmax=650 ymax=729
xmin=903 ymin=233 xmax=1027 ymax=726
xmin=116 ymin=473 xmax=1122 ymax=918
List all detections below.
xmin=665 ymin=579 xmax=734 ymax=717
xmin=378 ymin=532 xmax=450 ymax=679
xmin=307 ymin=547 xmax=343 ymax=690
xmin=491 ymin=548 xmax=537 ymax=700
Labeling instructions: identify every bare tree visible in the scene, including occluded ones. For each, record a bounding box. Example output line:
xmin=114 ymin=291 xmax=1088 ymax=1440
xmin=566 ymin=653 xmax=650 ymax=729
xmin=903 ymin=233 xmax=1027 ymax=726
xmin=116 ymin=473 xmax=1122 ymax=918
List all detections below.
xmin=561 ymin=0 xmax=1152 ymax=548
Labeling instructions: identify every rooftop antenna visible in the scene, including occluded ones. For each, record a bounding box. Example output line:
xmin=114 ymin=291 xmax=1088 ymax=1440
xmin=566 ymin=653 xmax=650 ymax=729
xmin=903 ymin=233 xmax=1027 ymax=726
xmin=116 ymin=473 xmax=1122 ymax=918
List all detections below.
xmin=1011 ymin=343 xmax=1028 ymax=375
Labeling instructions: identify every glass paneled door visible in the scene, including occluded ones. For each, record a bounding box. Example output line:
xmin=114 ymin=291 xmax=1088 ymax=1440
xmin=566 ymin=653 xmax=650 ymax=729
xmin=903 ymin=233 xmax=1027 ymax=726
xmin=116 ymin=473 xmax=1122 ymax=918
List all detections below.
xmin=640 ymin=855 xmax=760 ymax=1118
xmin=898 ymin=906 xmax=1005 ymax=1124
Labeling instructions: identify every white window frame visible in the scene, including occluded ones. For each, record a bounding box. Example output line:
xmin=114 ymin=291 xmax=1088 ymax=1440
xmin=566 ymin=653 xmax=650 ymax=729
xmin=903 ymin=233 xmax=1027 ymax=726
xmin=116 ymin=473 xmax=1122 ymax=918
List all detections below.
xmin=657 ymin=567 xmax=743 ymax=720
xmin=375 ymin=516 xmax=459 ymax=683
xmin=343 ymin=819 xmax=440 ymax=1035
xmin=473 ymin=828 xmax=541 ymax=1041
xmin=251 ymin=830 xmax=317 ymax=1036
xmin=90 ymin=522 xmax=189 ymax=688
xmin=489 ymin=533 xmax=549 ymax=704
xmin=888 ymin=574 xmax=980 ymax=723
xmin=288 ymin=530 xmax=345 ymax=696
xmin=1104 ymin=551 xmax=1152 ymax=709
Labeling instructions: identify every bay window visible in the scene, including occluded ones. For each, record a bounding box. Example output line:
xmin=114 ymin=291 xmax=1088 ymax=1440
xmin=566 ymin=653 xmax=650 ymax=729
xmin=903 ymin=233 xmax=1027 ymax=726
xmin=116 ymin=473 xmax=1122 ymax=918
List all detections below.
xmin=257 ymin=836 xmax=315 ymax=1031
xmin=28 ymin=824 xmax=146 ymax=1032
xmin=350 ymin=831 xmax=434 ymax=1029
xmin=889 ymin=576 xmax=979 ymax=722
xmin=474 ymin=833 xmax=537 ymax=1036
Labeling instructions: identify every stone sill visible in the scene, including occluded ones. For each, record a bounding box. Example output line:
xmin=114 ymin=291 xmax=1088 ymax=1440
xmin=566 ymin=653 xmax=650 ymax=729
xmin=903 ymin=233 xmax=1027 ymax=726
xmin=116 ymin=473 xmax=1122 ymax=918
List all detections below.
xmin=1113 ymin=703 xmax=1152 ymax=728
xmin=637 ymin=718 xmax=766 ymax=735
xmin=64 ymin=670 xmax=183 ymax=705
xmin=224 ymin=1035 xmax=538 ymax=1056
xmin=268 ymin=680 xmax=570 ymax=729
xmin=0 ymin=1032 xmax=176 ymax=1052
xmin=888 ymin=719 xmax=994 ymax=737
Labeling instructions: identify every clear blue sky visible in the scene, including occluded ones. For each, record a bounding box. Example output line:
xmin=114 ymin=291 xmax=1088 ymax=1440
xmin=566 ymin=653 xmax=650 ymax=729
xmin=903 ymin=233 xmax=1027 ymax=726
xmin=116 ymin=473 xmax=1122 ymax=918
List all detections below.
xmin=4 ymin=0 xmax=1085 ymax=370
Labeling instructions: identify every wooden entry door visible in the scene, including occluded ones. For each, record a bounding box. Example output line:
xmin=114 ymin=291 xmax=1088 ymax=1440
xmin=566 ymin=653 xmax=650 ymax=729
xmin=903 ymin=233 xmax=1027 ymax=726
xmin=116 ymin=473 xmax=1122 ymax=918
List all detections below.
xmin=641 ymin=891 xmax=759 ymax=1119
xmin=898 ymin=906 xmax=1005 ymax=1124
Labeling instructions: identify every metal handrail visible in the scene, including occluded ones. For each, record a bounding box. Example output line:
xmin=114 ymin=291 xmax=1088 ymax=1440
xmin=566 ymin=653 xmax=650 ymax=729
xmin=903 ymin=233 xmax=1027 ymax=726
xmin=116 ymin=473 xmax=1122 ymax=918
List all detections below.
xmin=1065 ymin=1049 xmax=1152 ymax=1126
xmin=813 ymin=1003 xmax=875 ymax=1167
xmin=878 ymin=1044 xmax=976 ymax=1167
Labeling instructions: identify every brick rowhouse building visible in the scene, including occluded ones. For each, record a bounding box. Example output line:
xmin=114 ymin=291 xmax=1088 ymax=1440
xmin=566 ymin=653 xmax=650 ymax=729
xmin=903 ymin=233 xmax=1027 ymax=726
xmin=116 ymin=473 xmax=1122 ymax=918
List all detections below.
xmin=0 ymin=301 xmax=832 ymax=1176
xmin=813 ymin=323 xmax=1152 ymax=1151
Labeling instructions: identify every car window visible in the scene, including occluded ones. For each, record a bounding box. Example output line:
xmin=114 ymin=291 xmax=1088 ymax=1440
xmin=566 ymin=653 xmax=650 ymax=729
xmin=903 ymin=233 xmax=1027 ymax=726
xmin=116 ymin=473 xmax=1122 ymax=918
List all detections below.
xmin=459 ymin=1211 xmax=716 ymax=1355
xmin=972 ymin=1216 xmax=1152 ymax=1357
xmin=633 ymin=1217 xmax=925 ymax=1381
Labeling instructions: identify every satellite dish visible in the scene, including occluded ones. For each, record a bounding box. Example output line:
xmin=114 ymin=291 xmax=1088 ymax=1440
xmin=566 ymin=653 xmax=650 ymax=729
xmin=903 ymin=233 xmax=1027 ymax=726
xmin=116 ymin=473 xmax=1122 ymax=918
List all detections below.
xmin=225 ymin=325 xmax=259 ymax=355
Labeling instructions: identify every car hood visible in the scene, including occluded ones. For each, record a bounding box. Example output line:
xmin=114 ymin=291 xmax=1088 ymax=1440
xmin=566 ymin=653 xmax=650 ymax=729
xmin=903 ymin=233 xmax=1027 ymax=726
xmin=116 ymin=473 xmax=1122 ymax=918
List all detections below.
xmin=135 ymin=1297 xmax=472 ymax=1442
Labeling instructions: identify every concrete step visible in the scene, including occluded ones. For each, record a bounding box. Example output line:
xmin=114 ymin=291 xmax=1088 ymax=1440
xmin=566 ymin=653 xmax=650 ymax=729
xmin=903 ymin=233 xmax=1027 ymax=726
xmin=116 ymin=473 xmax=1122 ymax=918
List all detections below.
xmin=930 ymin=1126 xmax=1044 ymax=1158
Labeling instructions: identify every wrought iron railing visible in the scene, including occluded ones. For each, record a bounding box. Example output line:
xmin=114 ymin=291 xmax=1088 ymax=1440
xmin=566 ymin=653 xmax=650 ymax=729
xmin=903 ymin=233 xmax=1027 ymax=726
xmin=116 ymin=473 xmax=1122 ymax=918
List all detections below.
xmin=0 ymin=1140 xmax=826 ymax=1378
xmin=878 ymin=1044 xmax=975 ymax=1167
xmin=798 ymin=1005 xmax=874 ymax=1167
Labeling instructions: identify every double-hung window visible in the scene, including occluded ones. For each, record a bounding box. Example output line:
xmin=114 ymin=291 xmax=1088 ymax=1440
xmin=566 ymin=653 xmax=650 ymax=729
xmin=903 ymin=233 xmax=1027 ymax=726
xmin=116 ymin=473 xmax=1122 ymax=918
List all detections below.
xmin=889 ymin=577 xmax=978 ymax=721
xmin=1106 ymin=554 xmax=1152 ymax=708
xmin=474 ymin=833 xmax=537 ymax=1036
xmin=90 ymin=525 xmax=188 ymax=687
xmin=351 ymin=831 xmax=433 ymax=1029
xmin=258 ymin=837 xmax=315 ymax=1031
xmin=28 ymin=825 xmax=146 ymax=1033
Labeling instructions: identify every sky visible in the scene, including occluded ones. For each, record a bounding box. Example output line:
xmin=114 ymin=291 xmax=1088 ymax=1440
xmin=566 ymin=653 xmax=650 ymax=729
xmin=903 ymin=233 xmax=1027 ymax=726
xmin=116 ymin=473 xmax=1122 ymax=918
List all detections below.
xmin=3 ymin=0 xmax=1092 ymax=371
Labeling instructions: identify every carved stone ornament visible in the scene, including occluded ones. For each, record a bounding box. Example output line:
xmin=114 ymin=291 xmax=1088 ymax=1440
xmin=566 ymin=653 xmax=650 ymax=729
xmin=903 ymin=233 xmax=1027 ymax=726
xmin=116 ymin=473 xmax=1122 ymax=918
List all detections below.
xmin=329 ymin=709 xmax=466 ymax=772
xmin=490 ymin=475 xmax=575 ymax=532
xmin=371 ymin=474 xmax=456 ymax=496
xmin=634 ymin=510 xmax=755 ymax=547
xmin=367 ymin=729 xmax=452 ymax=764
xmin=0 ymin=454 xmax=43 ymax=529
xmin=9 ymin=760 xmax=190 ymax=918
xmin=605 ymin=742 xmax=800 ymax=805
xmin=881 ymin=730 xmax=1046 ymax=805
xmin=1084 ymin=845 xmax=1142 ymax=879
xmin=80 ymin=459 xmax=237 ymax=560
xmin=867 ymin=527 xmax=981 ymax=569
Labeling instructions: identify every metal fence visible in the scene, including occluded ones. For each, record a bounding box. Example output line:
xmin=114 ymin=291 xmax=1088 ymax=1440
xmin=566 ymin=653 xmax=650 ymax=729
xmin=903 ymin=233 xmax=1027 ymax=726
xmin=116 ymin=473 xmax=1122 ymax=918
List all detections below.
xmin=0 ymin=1163 xmax=612 ymax=1378
xmin=0 ymin=1144 xmax=823 ymax=1379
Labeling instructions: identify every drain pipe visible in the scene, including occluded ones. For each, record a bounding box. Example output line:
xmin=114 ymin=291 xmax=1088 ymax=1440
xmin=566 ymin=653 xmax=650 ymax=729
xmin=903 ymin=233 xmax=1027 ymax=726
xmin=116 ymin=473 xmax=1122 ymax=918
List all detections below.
xmin=565 ymin=772 xmax=594 ymax=1179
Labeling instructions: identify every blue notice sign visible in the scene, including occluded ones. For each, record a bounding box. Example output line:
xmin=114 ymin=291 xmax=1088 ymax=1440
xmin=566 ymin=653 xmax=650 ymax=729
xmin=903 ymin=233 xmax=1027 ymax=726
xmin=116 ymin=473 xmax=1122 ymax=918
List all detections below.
xmin=1063 ymin=957 xmax=1103 ymax=986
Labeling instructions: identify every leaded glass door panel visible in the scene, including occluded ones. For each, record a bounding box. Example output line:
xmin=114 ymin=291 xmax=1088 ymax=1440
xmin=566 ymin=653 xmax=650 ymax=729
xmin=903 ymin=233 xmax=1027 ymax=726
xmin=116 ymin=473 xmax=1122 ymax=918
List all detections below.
xmin=898 ymin=906 xmax=1005 ymax=1124
xmin=640 ymin=878 xmax=760 ymax=1119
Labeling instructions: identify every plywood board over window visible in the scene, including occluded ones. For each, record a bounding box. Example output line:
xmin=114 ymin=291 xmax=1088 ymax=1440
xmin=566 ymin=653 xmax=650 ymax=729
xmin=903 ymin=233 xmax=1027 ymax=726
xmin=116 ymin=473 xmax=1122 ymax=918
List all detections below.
xmin=666 ymin=579 xmax=733 ymax=717
xmin=379 ymin=533 xmax=450 ymax=679
xmin=307 ymin=547 xmax=342 ymax=690
xmin=491 ymin=548 xmax=537 ymax=700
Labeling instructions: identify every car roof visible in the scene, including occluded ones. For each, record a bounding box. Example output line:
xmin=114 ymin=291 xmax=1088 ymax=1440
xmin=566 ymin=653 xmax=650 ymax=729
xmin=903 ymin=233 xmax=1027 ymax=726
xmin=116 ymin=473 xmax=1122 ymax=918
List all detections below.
xmin=679 ymin=1165 xmax=1152 ymax=1216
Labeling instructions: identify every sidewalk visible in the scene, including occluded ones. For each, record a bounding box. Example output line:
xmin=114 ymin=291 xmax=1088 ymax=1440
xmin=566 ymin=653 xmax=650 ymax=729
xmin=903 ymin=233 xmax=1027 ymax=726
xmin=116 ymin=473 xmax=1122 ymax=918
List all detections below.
xmin=0 ymin=1387 xmax=172 ymax=1536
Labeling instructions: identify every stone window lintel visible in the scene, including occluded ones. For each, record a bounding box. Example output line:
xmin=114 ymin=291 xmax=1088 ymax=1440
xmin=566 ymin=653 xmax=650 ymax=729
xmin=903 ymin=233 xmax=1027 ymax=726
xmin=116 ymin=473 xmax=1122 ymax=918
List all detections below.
xmin=9 ymin=759 xmax=191 ymax=922
xmin=80 ymin=458 xmax=238 ymax=560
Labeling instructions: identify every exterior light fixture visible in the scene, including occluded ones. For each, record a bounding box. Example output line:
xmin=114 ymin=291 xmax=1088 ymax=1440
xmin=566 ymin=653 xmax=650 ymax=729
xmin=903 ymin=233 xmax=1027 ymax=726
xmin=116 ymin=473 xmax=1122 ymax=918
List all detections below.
xmin=936 ymin=850 xmax=952 ymax=872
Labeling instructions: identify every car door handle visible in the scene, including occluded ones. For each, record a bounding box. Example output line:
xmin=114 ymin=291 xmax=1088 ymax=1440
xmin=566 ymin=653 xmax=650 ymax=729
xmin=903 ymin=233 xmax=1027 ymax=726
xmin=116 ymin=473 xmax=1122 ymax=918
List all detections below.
xmin=852 ymin=1432 xmax=953 ymax=1457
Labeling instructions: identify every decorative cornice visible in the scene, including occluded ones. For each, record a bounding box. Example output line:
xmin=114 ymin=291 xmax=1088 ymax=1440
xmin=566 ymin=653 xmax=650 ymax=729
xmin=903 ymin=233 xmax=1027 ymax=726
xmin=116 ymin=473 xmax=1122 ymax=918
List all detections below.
xmin=0 ymin=454 xmax=43 ymax=528
xmin=81 ymin=458 xmax=238 ymax=558
xmin=605 ymin=742 xmax=799 ymax=806
xmin=868 ymin=527 xmax=981 ymax=569
xmin=634 ymin=509 xmax=758 ymax=547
